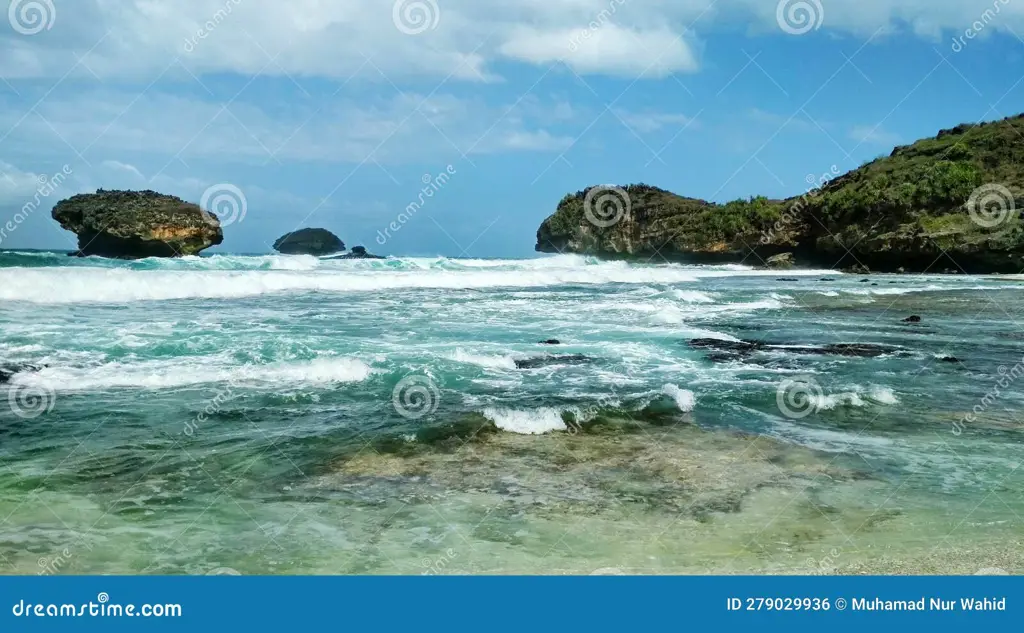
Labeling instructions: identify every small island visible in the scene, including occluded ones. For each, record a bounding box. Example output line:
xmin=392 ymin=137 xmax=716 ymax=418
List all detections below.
xmin=52 ymin=189 xmax=223 ymax=259
xmin=272 ymin=228 xmax=345 ymax=256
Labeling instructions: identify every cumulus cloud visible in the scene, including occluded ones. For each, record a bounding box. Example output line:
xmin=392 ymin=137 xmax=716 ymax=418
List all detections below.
xmin=0 ymin=90 xmax=577 ymax=165
xmin=1 ymin=0 xmax=1017 ymax=82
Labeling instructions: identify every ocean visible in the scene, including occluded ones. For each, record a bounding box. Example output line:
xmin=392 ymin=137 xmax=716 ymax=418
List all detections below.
xmin=1 ymin=250 xmax=1022 ymax=575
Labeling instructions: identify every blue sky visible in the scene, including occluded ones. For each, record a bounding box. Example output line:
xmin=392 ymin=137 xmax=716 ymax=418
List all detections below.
xmin=0 ymin=0 xmax=1022 ymax=257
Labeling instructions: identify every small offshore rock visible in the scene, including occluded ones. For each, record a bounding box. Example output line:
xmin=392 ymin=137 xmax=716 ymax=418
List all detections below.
xmin=273 ymin=228 xmax=344 ymax=256
xmin=765 ymin=253 xmax=795 ymax=269
xmin=338 ymin=245 xmax=386 ymax=260
xmin=902 ymin=315 xmax=922 ymax=323
xmin=539 ymin=339 xmax=561 ymax=345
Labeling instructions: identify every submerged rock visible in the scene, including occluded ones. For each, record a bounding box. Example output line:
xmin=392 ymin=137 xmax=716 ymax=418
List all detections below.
xmin=902 ymin=315 xmax=922 ymax=323
xmin=514 ymin=354 xmax=592 ymax=369
xmin=0 ymin=363 xmax=43 ymax=383
xmin=52 ymin=190 xmax=223 ymax=258
xmin=688 ymin=338 xmax=903 ymax=361
xmin=539 ymin=339 xmax=561 ymax=345
xmin=273 ymin=228 xmax=344 ymax=256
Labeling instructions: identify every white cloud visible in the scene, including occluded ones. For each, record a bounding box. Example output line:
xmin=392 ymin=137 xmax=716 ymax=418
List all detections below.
xmin=499 ymin=24 xmax=699 ymax=77
xmin=0 ymin=90 xmax=575 ymax=165
xmin=1 ymin=0 xmax=1016 ymax=82
xmin=0 ymin=161 xmax=46 ymax=204
xmin=613 ymin=109 xmax=695 ymax=134
xmin=848 ymin=124 xmax=901 ymax=146
xmin=100 ymin=160 xmax=145 ymax=179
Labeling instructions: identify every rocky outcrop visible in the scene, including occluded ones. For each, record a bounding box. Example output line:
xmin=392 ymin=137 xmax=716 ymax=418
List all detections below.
xmin=273 ymin=228 xmax=345 ymax=256
xmin=765 ymin=253 xmax=795 ymax=269
xmin=0 ymin=363 xmax=43 ymax=383
xmin=536 ymin=113 xmax=1024 ymax=273
xmin=337 ymin=246 xmax=384 ymax=259
xmin=52 ymin=190 xmax=223 ymax=258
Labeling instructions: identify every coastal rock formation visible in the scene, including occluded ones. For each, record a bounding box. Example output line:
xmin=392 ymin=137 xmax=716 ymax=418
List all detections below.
xmin=52 ymin=190 xmax=223 ymax=258
xmin=337 ymin=245 xmax=384 ymax=260
xmin=536 ymin=113 xmax=1024 ymax=273
xmin=765 ymin=253 xmax=795 ymax=269
xmin=273 ymin=228 xmax=345 ymax=256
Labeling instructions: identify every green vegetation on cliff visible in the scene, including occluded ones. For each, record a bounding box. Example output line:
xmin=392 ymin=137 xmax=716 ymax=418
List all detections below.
xmin=537 ymin=113 xmax=1024 ymax=272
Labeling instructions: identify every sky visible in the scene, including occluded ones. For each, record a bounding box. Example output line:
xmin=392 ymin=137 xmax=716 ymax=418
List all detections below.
xmin=0 ymin=0 xmax=1022 ymax=257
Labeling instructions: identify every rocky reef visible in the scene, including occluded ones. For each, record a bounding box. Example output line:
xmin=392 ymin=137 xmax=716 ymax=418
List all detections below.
xmin=52 ymin=190 xmax=223 ymax=258
xmin=337 ymin=245 xmax=384 ymax=259
xmin=536 ymin=113 xmax=1024 ymax=273
xmin=273 ymin=228 xmax=345 ymax=256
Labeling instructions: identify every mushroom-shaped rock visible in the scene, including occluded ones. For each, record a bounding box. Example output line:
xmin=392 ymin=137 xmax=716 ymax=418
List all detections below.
xmin=52 ymin=190 xmax=223 ymax=259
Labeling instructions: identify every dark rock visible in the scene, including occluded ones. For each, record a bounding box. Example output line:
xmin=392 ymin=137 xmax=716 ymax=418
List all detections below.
xmin=688 ymin=339 xmax=763 ymax=353
xmin=815 ymin=343 xmax=900 ymax=358
xmin=337 ymin=245 xmax=385 ymax=259
xmin=775 ymin=277 xmax=800 ymax=282
xmin=688 ymin=338 xmax=901 ymax=359
xmin=514 ymin=354 xmax=591 ymax=369
xmin=765 ymin=253 xmax=795 ymax=269
xmin=902 ymin=315 xmax=922 ymax=323
xmin=539 ymin=339 xmax=561 ymax=345
xmin=52 ymin=190 xmax=223 ymax=259
xmin=819 ymin=278 xmax=837 ymax=282
xmin=859 ymin=278 xmax=871 ymax=283
xmin=273 ymin=228 xmax=344 ymax=256
xmin=0 ymin=363 xmax=44 ymax=383
xmin=938 ymin=356 xmax=960 ymax=363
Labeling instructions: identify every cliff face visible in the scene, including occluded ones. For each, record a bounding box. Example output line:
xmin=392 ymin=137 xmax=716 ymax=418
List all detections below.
xmin=537 ymin=114 xmax=1024 ymax=273
xmin=52 ymin=190 xmax=223 ymax=258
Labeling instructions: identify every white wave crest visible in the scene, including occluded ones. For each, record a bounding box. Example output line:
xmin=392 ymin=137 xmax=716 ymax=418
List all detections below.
xmin=482 ymin=407 xmax=567 ymax=434
xmin=11 ymin=357 xmax=373 ymax=391
xmin=661 ymin=383 xmax=696 ymax=412
xmin=449 ymin=348 xmax=517 ymax=370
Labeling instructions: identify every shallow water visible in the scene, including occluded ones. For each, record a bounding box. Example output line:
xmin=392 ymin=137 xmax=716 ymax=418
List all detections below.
xmin=0 ymin=250 xmax=1021 ymax=574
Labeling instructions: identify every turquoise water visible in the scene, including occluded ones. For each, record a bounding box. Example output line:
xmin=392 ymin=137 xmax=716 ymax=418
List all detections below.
xmin=1 ymin=250 xmax=1022 ymax=574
